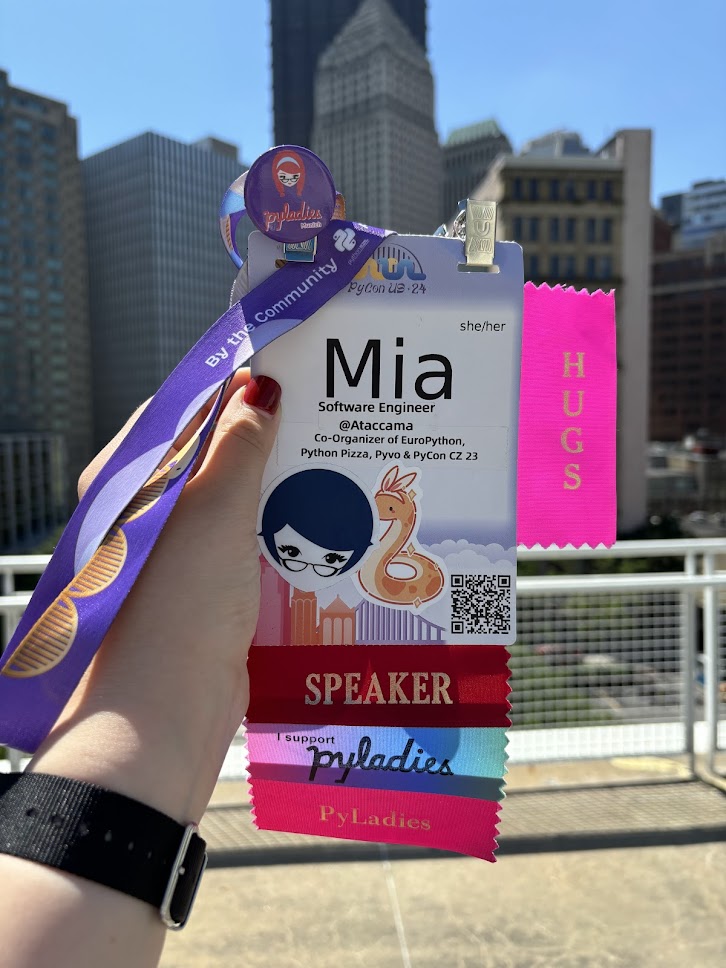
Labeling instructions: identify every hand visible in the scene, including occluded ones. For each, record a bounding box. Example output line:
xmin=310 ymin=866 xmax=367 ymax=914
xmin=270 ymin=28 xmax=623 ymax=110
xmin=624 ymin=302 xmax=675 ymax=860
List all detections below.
xmin=31 ymin=368 xmax=282 ymax=821
xmin=0 ymin=370 xmax=281 ymax=968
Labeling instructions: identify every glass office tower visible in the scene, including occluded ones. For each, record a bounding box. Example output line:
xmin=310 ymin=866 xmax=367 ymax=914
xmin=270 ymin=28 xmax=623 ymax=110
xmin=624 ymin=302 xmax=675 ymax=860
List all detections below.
xmin=83 ymin=133 xmax=244 ymax=448
xmin=0 ymin=70 xmax=92 ymax=548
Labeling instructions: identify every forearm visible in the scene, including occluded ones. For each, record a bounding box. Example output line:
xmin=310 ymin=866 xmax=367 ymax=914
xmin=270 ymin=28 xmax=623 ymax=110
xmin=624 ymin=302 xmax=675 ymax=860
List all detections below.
xmin=0 ymin=686 xmax=233 ymax=967
xmin=0 ymin=375 xmax=279 ymax=967
xmin=0 ymin=629 xmax=247 ymax=968
xmin=28 ymin=632 xmax=248 ymax=824
xmin=0 ymin=853 xmax=165 ymax=968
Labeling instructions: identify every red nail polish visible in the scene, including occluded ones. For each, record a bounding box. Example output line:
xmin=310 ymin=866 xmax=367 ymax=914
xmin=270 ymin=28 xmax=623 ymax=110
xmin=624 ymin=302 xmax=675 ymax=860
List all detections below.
xmin=244 ymin=375 xmax=281 ymax=415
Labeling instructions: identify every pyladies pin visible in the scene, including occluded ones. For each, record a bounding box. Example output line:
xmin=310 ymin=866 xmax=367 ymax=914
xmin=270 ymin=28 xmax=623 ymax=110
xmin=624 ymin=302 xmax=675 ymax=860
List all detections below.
xmin=219 ymin=146 xmax=337 ymax=267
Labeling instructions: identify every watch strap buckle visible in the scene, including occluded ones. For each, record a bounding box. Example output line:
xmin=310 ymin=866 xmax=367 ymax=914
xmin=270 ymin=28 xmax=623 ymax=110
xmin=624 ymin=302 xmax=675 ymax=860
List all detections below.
xmin=160 ymin=823 xmax=208 ymax=930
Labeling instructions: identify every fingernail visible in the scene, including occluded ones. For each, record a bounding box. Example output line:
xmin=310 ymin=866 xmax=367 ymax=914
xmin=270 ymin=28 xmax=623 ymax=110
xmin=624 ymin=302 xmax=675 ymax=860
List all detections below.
xmin=244 ymin=375 xmax=281 ymax=416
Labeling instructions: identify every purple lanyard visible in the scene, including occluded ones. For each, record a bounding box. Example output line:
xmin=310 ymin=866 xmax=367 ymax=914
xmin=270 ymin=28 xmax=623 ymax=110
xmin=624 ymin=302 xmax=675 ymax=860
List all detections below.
xmin=0 ymin=219 xmax=391 ymax=752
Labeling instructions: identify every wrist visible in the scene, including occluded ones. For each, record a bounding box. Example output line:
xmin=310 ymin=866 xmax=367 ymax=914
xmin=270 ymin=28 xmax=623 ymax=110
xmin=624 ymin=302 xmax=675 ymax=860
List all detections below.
xmin=0 ymin=771 xmax=207 ymax=931
xmin=28 ymin=627 xmax=251 ymax=822
xmin=30 ymin=705 xmax=224 ymax=824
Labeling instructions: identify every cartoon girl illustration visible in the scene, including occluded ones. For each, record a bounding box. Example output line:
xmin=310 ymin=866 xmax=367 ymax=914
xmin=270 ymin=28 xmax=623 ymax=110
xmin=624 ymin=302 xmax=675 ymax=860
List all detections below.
xmin=273 ymin=150 xmax=306 ymax=197
xmin=258 ymin=468 xmax=374 ymax=593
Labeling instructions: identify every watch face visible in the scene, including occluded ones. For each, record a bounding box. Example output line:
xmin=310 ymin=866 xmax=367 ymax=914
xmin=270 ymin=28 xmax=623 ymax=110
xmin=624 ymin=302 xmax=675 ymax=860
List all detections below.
xmin=244 ymin=146 xmax=336 ymax=244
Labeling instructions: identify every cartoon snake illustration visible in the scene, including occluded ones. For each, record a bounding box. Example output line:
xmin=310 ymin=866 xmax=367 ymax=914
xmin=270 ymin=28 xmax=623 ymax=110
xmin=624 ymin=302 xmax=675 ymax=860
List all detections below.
xmin=357 ymin=465 xmax=445 ymax=609
xmin=1 ymin=439 xmax=199 ymax=679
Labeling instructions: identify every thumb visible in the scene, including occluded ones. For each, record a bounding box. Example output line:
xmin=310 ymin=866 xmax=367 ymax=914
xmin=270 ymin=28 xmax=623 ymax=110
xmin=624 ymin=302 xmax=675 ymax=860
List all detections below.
xmin=194 ymin=375 xmax=281 ymax=502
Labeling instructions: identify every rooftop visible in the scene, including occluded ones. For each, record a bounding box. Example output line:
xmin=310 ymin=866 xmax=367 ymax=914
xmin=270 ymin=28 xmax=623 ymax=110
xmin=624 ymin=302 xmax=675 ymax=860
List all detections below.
xmin=319 ymin=0 xmax=425 ymax=69
xmin=493 ymin=152 xmax=622 ymax=173
xmin=444 ymin=119 xmax=505 ymax=146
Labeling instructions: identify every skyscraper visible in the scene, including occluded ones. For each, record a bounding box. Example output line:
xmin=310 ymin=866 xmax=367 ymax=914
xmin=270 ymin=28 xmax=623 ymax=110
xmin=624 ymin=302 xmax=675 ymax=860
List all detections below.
xmin=311 ymin=0 xmax=441 ymax=232
xmin=0 ymin=71 xmax=93 ymax=549
xmin=271 ymin=0 xmax=427 ymax=148
xmin=83 ymin=133 xmax=244 ymax=447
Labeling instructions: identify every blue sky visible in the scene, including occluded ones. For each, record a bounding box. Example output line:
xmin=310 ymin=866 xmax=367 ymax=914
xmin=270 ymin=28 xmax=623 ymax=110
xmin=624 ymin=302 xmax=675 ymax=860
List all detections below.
xmin=1 ymin=0 xmax=724 ymax=201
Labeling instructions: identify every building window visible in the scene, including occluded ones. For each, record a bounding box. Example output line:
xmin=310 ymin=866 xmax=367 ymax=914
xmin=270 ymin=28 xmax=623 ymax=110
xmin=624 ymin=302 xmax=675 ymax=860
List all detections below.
xmin=565 ymin=217 xmax=576 ymax=242
xmin=586 ymin=256 xmax=597 ymax=279
xmin=549 ymin=255 xmax=560 ymax=277
xmin=529 ymin=217 xmax=540 ymax=241
xmin=565 ymin=180 xmax=576 ymax=201
xmin=529 ymin=254 xmax=539 ymax=276
xmin=603 ymin=180 xmax=613 ymax=201
xmin=529 ymin=178 xmax=539 ymax=201
xmin=586 ymin=179 xmax=597 ymax=200
xmin=564 ymin=255 xmax=576 ymax=276
xmin=600 ymin=255 xmax=613 ymax=278
xmin=549 ymin=217 xmax=560 ymax=242
xmin=512 ymin=178 xmax=523 ymax=200
xmin=22 ymin=237 xmax=36 ymax=268
xmin=512 ymin=216 xmax=523 ymax=240
xmin=549 ymin=179 xmax=560 ymax=201
xmin=601 ymin=217 xmax=613 ymax=242
xmin=586 ymin=218 xmax=596 ymax=243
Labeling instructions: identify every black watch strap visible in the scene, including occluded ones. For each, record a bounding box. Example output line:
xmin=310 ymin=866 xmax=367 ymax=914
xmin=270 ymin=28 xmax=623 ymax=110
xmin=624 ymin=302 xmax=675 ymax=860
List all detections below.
xmin=0 ymin=772 xmax=207 ymax=929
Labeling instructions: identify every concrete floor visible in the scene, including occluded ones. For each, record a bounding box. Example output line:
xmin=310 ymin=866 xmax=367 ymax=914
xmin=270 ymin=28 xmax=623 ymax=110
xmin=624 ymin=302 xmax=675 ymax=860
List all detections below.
xmin=161 ymin=842 xmax=726 ymax=968
xmin=160 ymin=758 xmax=726 ymax=968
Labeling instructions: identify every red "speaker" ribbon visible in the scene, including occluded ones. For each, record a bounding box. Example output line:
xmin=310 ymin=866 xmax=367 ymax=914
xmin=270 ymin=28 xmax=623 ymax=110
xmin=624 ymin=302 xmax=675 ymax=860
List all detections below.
xmin=246 ymin=644 xmax=510 ymax=728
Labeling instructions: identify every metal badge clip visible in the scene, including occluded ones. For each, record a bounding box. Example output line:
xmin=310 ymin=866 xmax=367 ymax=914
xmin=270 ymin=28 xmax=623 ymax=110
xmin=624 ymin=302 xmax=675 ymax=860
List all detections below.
xmin=458 ymin=199 xmax=498 ymax=272
xmin=435 ymin=199 xmax=499 ymax=271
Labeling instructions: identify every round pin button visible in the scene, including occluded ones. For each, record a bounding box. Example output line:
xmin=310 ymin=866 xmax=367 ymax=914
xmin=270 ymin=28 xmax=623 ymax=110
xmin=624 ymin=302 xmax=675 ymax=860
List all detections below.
xmin=243 ymin=146 xmax=336 ymax=244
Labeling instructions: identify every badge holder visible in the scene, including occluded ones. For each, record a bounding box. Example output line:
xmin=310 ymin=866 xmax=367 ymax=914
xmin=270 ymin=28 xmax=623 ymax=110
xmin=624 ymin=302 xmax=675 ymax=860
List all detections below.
xmin=242 ymin=156 xmax=616 ymax=862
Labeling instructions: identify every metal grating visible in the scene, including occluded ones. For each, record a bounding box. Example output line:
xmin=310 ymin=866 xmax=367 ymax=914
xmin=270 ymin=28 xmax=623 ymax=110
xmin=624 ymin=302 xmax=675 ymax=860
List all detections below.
xmin=511 ymin=591 xmax=685 ymax=733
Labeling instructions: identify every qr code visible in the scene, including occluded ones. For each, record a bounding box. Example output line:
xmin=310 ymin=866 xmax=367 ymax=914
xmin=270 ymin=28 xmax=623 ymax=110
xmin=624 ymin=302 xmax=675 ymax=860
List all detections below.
xmin=450 ymin=574 xmax=512 ymax=635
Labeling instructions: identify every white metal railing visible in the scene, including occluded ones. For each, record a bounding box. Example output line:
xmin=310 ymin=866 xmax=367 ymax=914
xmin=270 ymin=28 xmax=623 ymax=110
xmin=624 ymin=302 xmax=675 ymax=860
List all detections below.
xmin=1 ymin=540 xmax=724 ymax=775
xmin=515 ymin=540 xmax=726 ymax=772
